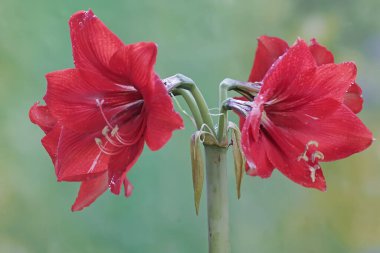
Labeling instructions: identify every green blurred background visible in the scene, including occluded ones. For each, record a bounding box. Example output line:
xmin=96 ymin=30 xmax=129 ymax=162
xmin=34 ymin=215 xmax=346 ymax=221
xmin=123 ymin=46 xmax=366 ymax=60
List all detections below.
xmin=0 ymin=0 xmax=379 ymax=252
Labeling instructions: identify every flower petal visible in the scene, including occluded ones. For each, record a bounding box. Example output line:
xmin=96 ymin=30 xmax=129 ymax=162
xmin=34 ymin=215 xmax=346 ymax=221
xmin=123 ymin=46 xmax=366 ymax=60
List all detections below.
xmin=56 ymin=128 xmax=109 ymax=181
xmin=29 ymin=102 xmax=57 ymax=133
xmin=45 ymin=68 xmax=142 ymax=133
xmin=343 ymin=82 xmax=363 ymax=114
xmin=242 ymin=129 xmax=275 ymax=178
xmin=267 ymin=62 xmax=357 ymax=115
xmin=308 ymin=39 xmax=334 ymax=66
xmin=261 ymin=119 xmax=327 ymax=190
xmin=308 ymin=39 xmax=362 ymax=113
xmin=248 ymin=36 xmax=289 ymax=82
xmin=71 ymin=171 xmax=108 ymax=212
xmin=69 ymin=10 xmax=123 ymax=74
xmin=145 ymin=76 xmax=184 ymax=151
xmin=259 ymin=39 xmax=316 ymax=101
xmin=277 ymin=155 xmax=327 ymax=191
xmin=108 ymin=42 xmax=158 ymax=93
xmin=108 ymin=139 xmax=145 ymax=195
xmin=41 ymin=125 xmax=62 ymax=168
xmin=241 ymin=102 xmax=275 ymax=177
xmin=267 ymin=98 xmax=341 ymax=129
xmin=305 ymin=62 xmax=357 ymax=102
xmin=285 ymin=105 xmax=373 ymax=162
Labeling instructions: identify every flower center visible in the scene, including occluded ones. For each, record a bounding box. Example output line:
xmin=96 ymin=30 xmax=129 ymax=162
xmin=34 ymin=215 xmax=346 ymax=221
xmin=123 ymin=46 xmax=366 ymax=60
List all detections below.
xmin=94 ymin=98 xmax=144 ymax=157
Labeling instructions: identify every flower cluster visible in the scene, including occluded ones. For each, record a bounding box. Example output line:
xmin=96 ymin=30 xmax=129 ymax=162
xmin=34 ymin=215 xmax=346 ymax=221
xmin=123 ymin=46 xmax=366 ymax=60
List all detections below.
xmin=30 ymin=10 xmax=183 ymax=211
xmin=30 ymin=10 xmax=373 ymax=211
xmin=236 ymin=36 xmax=372 ymax=190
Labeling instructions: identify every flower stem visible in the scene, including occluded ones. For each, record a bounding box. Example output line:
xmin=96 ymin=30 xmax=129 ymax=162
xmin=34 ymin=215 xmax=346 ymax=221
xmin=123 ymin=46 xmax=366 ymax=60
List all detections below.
xmin=217 ymin=78 xmax=261 ymax=143
xmin=204 ymin=145 xmax=230 ymax=253
xmin=171 ymin=89 xmax=203 ymax=129
xmin=164 ymin=74 xmax=216 ymax=136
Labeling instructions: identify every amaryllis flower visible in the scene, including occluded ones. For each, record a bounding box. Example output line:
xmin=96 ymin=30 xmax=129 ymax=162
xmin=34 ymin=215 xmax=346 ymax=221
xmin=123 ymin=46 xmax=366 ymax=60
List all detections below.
xmin=248 ymin=36 xmax=363 ymax=113
xmin=30 ymin=10 xmax=183 ymax=211
xmin=237 ymin=39 xmax=372 ymax=190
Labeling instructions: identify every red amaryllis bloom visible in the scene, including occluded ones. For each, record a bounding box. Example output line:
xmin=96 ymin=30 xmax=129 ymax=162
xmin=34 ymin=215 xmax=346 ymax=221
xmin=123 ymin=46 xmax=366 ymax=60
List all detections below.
xmin=29 ymin=10 xmax=183 ymax=211
xmin=249 ymin=36 xmax=363 ymax=113
xmin=238 ymin=39 xmax=372 ymax=190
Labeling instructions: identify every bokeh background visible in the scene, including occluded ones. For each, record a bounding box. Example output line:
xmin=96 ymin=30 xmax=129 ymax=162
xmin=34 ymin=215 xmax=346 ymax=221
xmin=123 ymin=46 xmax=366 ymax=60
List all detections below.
xmin=0 ymin=0 xmax=379 ymax=252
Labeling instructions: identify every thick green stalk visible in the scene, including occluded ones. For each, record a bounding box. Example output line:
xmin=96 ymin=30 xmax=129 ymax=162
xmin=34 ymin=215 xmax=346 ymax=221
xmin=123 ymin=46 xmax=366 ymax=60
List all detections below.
xmin=204 ymin=145 xmax=230 ymax=253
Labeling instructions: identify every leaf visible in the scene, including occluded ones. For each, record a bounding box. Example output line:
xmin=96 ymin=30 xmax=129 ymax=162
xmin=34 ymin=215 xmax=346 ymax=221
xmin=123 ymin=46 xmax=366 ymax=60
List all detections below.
xmin=228 ymin=122 xmax=245 ymax=199
xmin=190 ymin=131 xmax=205 ymax=215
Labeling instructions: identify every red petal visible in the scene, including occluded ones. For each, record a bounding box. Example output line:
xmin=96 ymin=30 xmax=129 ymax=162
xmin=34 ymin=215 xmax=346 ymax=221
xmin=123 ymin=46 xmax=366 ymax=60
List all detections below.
xmin=41 ymin=125 xmax=62 ymax=168
xmin=267 ymin=62 xmax=357 ymax=117
xmin=343 ymin=82 xmax=363 ymax=114
xmin=56 ymin=128 xmax=109 ymax=181
xmin=241 ymin=125 xmax=275 ymax=178
xmin=108 ymin=139 xmax=145 ymax=195
xmin=259 ymin=39 xmax=316 ymax=101
xmin=285 ymin=105 xmax=373 ymax=162
xmin=260 ymin=119 xmax=327 ymax=190
xmin=241 ymin=101 xmax=275 ymax=177
xmin=306 ymin=62 xmax=357 ymax=102
xmin=267 ymin=98 xmax=341 ymax=129
xmin=108 ymin=42 xmax=158 ymax=93
xmin=71 ymin=171 xmax=108 ymax=211
xmin=69 ymin=10 xmax=123 ymax=74
xmin=45 ymin=69 xmax=142 ymax=133
xmin=29 ymin=102 xmax=57 ymax=133
xmin=145 ymin=76 xmax=184 ymax=151
xmin=308 ymin=39 xmax=334 ymax=66
xmin=277 ymin=156 xmax=327 ymax=191
xmin=248 ymin=36 xmax=289 ymax=82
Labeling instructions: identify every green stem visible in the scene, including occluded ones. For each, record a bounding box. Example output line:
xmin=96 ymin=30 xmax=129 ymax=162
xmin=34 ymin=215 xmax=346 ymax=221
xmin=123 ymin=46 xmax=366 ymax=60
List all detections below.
xmin=217 ymin=78 xmax=261 ymax=143
xmin=204 ymin=145 xmax=230 ymax=253
xmin=217 ymin=82 xmax=229 ymax=145
xmin=172 ymin=89 xmax=203 ymax=129
xmin=164 ymin=74 xmax=216 ymax=136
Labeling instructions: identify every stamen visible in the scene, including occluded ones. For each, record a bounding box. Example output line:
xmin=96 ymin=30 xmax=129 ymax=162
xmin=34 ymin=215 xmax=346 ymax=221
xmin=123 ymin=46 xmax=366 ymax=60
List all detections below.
xmin=95 ymin=99 xmax=145 ymax=154
xmin=111 ymin=125 xmax=119 ymax=136
xmin=297 ymin=152 xmax=309 ymax=162
xmin=102 ymin=126 xmax=110 ymax=136
xmin=99 ymin=126 xmax=124 ymax=148
xmin=114 ymin=128 xmax=143 ymax=146
xmin=297 ymin=140 xmax=325 ymax=182
xmin=94 ymin=137 xmax=123 ymax=156
xmin=96 ymin=98 xmax=114 ymax=128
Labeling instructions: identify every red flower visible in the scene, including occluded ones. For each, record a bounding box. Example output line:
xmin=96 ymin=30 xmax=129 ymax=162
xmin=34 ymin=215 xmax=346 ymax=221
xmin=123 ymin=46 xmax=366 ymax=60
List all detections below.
xmin=239 ymin=38 xmax=372 ymax=190
xmin=30 ymin=10 xmax=183 ymax=211
xmin=249 ymin=36 xmax=363 ymax=113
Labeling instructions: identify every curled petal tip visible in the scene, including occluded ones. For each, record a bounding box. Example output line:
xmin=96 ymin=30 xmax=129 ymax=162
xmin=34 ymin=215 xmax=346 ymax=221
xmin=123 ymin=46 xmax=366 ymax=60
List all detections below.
xmin=69 ymin=9 xmax=96 ymax=28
